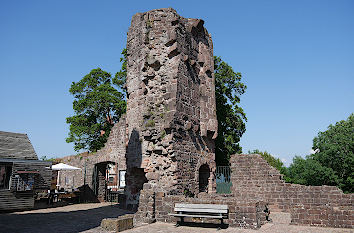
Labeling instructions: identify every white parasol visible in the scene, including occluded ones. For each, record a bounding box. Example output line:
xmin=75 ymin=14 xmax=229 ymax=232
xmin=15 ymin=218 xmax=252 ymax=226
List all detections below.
xmin=52 ymin=163 xmax=81 ymax=171
xmin=52 ymin=163 xmax=81 ymax=190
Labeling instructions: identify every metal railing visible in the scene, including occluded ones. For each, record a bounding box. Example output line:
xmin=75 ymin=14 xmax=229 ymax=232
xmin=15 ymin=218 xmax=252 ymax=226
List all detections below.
xmin=216 ymin=166 xmax=232 ymax=194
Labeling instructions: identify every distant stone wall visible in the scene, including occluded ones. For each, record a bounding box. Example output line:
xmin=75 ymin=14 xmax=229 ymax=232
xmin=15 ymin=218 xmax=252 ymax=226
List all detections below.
xmin=59 ymin=115 xmax=127 ymax=192
xmin=230 ymin=154 xmax=354 ymax=228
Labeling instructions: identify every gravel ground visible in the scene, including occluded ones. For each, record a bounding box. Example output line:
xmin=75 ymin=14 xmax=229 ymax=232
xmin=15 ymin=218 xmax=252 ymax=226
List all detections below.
xmin=121 ymin=222 xmax=353 ymax=233
xmin=0 ymin=203 xmax=352 ymax=233
xmin=121 ymin=212 xmax=353 ymax=233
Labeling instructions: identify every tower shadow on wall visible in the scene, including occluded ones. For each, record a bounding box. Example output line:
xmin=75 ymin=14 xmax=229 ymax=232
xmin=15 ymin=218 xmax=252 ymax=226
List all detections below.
xmin=124 ymin=129 xmax=147 ymax=212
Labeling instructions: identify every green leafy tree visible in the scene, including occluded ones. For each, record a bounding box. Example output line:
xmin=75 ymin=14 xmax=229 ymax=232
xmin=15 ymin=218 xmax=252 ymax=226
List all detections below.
xmin=113 ymin=48 xmax=127 ymax=94
xmin=311 ymin=113 xmax=354 ymax=192
xmin=214 ymin=56 xmax=247 ymax=165
xmin=66 ymin=68 xmax=126 ymax=152
xmin=287 ymin=155 xmax=339 ymax=186
xmin=285 ymin=114 xmax=353 ymax=193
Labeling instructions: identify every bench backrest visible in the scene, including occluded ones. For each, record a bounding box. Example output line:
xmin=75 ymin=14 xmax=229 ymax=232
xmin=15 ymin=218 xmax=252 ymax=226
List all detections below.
xmin=174 ymin=203 xmax=228 ymax=214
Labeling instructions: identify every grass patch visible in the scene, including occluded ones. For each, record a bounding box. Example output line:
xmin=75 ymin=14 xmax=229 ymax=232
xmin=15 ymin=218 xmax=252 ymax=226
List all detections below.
xmin=160 ymin=130 xmax=166 ymax=139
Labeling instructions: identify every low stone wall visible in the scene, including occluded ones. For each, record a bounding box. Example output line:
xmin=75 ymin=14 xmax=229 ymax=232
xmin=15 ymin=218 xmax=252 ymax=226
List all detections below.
xmin=230 ymin=154 xmax=354 ymax=228
xmin=134 ymin=187 xmax=267 ymax=229
xmin=291 ymin=203 xmax=353 ymax=228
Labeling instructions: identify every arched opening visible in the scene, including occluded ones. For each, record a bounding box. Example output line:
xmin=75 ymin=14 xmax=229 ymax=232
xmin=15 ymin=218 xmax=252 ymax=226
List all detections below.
xmin=199 ymin=164 xmax=210 ymax=193
xmin=92 ymin=161 xmax=118 ymax=202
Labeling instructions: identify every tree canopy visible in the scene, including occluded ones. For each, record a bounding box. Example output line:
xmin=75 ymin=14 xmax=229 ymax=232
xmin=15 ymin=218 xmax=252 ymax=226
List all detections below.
xmin=66 ymin=68 xmax=126 ymax=152
xmin=286 ymin=155 xmax=338 ymax=186
xmin=286 ymin=114 xmax=353 ymax=193
xmin=312 ymin=114 xmax=353 ymax=192
xmin=113 ymin=48 xmax=127 ymax=94
xmin=214 ymin=56 xmax=247 ymax=165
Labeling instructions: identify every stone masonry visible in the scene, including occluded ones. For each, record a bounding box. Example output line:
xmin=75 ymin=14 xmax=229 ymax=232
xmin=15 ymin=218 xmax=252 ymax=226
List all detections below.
xmin=135 ymin=187 xmax=267 ymax=229
xmin=230 ymin=154 xmax=353 ymax=228
xmin=125 ymin=7 xmax=218 ymax=205
xmin=134 ymin=154 xmax=353 ymax=229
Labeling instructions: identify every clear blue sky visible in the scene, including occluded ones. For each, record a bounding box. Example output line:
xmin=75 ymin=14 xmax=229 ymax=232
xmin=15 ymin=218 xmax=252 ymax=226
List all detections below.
xmin=1 ymin=0 xmax=353 ymax=166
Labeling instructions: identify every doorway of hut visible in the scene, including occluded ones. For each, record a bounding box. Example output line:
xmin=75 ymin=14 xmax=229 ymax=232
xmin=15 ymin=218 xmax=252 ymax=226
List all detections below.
xmin=92 ymin=161 xmax=118 ymax=202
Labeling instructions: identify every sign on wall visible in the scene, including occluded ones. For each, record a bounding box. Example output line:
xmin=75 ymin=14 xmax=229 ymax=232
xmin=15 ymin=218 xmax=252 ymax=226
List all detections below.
xmin=119 ymin=170 xmax=126 ymax=188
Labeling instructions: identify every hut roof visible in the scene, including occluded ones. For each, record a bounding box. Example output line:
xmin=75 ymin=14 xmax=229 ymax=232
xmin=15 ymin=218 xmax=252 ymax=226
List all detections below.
xmin=0 ymin=131 xmax=38 ymax=160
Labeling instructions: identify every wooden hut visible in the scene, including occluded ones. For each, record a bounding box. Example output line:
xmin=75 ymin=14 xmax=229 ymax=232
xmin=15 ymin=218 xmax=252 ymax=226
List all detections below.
xmin=0 ymin=131 xmax=52 ymax=211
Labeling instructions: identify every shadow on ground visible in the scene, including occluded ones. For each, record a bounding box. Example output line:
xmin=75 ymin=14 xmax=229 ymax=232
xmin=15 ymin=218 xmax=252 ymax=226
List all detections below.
xmin=177 ymin=221 xmax=229 ymax=230
xmin=32 ymin=200 xmax=74 ymax=210
xmin=0 ymin=204 xmax=131 ymax=233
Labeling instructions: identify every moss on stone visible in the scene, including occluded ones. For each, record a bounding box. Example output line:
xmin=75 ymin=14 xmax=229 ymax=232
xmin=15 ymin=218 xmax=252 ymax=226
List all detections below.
xmin=160 ymin=130 xmax=166 ymax=139
xmin=146 ymin=119 xmax=155 ymax=127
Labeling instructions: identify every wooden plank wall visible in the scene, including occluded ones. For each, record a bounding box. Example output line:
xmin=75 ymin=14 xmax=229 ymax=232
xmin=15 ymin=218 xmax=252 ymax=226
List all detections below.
xmin=0 ymin=161 xmax=51 ymax=211
xmin=0 ymin=190 xmax=34 ymax=211
xmin=11 ymin=161 xmax=52 ymax=191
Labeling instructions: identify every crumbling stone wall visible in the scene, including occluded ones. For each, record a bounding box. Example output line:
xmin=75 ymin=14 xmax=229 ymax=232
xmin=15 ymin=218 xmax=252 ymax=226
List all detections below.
xmin=59 ymin=115 xmax=127 ymax=194
xmin=230 ymin=154 xmax=354 ymax=228
xmin=125 ymin=7 xmax=218 ymax=206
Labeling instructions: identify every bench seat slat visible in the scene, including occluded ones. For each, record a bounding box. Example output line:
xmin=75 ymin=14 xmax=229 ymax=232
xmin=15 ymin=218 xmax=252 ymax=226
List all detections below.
xmin=174 ymin=207 xmax=228 ymax=214
xmin=168 ymin=213 xmax=226 ymax=219
xmin=169 ymin=203 xmax=229 ymax=225
xmin=175 ymin=203 xmax=228 ymax=210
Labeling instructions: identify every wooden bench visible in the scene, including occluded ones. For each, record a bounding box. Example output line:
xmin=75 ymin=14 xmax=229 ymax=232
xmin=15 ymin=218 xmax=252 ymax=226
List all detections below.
xmin=168 ymin=203 xmax=228 ymax=229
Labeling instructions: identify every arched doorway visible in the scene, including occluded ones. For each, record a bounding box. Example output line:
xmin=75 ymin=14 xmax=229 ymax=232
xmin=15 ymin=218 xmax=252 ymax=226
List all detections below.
xmin=92 ymin=161 xmax=118 ymax=202
xmin=199 ymin=164 xmax=210 ymax=193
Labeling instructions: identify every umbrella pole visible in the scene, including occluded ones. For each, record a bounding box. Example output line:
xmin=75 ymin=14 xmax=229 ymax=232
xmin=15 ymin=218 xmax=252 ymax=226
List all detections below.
xmin=56 ymin=170 xmax=60 ymax=190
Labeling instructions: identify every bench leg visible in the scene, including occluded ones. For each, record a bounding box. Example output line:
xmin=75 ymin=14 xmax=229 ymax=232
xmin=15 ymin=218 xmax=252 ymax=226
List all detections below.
xmin=176 ymin=216 xmax=184 ymax=227
xmin=218 ymin=218 xmax=224 ymax=230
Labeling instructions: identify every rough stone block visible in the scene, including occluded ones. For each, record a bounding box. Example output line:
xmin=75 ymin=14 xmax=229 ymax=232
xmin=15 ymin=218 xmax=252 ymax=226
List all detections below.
xmin=100 ymin=218 xmax=117 ymax=232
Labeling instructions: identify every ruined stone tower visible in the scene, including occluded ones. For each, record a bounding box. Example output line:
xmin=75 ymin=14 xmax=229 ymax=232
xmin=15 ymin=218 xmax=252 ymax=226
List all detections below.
xmin=125 ymin=8 xmax=218 ymax=205
xmin=57 ymin=9 xmax=354 ymax=229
